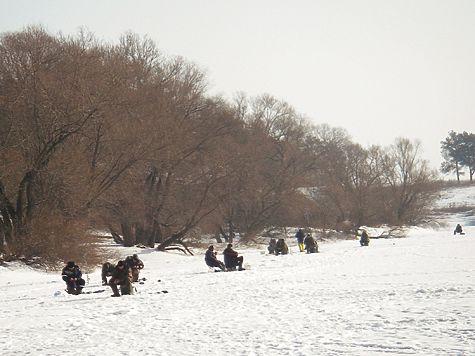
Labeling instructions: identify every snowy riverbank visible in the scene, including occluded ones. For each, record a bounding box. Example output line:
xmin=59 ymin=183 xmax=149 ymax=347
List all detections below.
xmin=1 ymin=185 xmax=474 ymax=355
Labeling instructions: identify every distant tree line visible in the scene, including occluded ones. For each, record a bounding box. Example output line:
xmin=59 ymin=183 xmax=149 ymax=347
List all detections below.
xmin=440 ymin=131 xmax=475 ymax=182
xmin=0 ymin=26 xmax=438 ymax=265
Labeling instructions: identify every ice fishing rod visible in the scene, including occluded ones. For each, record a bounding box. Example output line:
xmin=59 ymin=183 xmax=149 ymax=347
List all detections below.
xmin=83 ymin=248 xmax=90 ymax=285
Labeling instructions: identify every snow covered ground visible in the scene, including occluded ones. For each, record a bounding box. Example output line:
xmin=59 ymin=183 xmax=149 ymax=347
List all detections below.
xmin=1 ymin=185 xmax=475 ymax=355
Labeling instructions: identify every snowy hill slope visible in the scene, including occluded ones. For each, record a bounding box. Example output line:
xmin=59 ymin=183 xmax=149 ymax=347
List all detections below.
xmin=1 ymin=185 xmax=475 ymax=355
xmin=432 ymin=183 xmax=475 ymax=227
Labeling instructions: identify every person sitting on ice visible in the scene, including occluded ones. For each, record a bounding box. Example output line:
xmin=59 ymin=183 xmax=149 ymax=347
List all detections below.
xmin=101 ymin=262 xmax=115 ymax=285
xmin=205 ymin=245 xmax=226 ymax=271
xmin=125 ymin=254 xmax=144 ymax=282
xmin=267 ymin=238 xmax=277 ymax=255
xmin=223 ymin=244 xmax=245 ymax=271
xmin=304 ymin=234 xmax=318 ymax=253
xmin=275 ymin=238 xmax=289 ymax=255
xmin=61 ymin=261 xmax=86 ymax=295
xmin=360 ymin=230 xmax=370 ymax=246
xmin=454 ymin=224 xmax=464 ymax=235
xmin=109 ymin=260 xmax=133 ymax=297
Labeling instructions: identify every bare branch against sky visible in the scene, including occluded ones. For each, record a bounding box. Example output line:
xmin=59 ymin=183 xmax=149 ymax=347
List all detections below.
xmin=2 ymin=0 xmax=474 ymax=170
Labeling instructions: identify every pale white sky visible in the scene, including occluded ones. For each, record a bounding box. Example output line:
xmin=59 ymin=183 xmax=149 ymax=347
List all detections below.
xmin=1 ymin=0 xmax=475 ymax=171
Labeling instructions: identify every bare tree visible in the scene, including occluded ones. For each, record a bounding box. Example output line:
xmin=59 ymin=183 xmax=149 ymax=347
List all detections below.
xmin=99 ymin=51 xmax=241 ymax=253
xmin=0 ymin=27 xmax=442 ymax=264
xmin=0 ymin=26 xmax=105 ymax=261
xmin=219 ymin=94 xmax=316 ymax=240
xmin=312 ymin=141 xmax=385 ymax=233
xmin=0 ymin=27 xmax=164 ymax=263
xmin=382 ymin=138 xmax=438 ymax=224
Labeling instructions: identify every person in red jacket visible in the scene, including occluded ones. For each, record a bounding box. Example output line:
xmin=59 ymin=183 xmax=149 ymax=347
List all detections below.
xmin=223 ymin=244 xmax=245 ymax=271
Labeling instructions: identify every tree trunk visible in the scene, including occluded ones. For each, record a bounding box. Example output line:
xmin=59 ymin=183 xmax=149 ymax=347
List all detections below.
xmin=216 ymin=224 xmax=229 ymax=242
xmin=228 ymin=219 xmax=234 ymax=243
xmin=456 ymin=162 xmax=461 ymax=182
xmin=214 ymin=227 xmax=223 ymax=243
xmin=154 ymin=221 xmax=163 ymax=243
xmin=121 ymin=222 xmax=135 ymax=247
xmin=135 ymin=223 xmax=145 ymax=245
xmin=156 ymin=231 xmax=193 ymax=254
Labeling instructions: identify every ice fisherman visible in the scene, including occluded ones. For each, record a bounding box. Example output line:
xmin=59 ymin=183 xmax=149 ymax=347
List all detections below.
xmin=296 ymin=228 xmax=305 ymax=252
xmin=205 ymin=245 xmax=226 ymax=271
xmin=360 ymin=230 xmax=370 ymax=246
xmin=267 ymin=238 xmax=277 ymax=255
xmin=304 ymin=234 xmax=318 ymax=253
xmin=454 ymin=224 xmax=464 ymax=235
xmin=61 ymin=261 xmax=86 ymax=295
xmin=275 ymin=238 xmax=289 ymax=255
xmin=223 ymin=244 xmax=245 ymax=271
xmin=109 ymin=260 xmax=133 ymax=297
xmin=125 ymin=254 xmax=144 ymax=282
xmin=101 ymin=262 xmax=115 ymax=285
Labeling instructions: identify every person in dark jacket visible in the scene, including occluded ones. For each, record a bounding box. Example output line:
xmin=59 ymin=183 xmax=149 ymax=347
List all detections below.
xmin=101 ymin=262 xmax=115 ymax=285
xmin=360 ymin=230 xmax=370 ymax=246
xmin=304 ymin=234 xmax=318 ymax=253
xmin=296 ymin=229 xmax=305 ymax=252
xmin=205 ymin=245 xmax=226 ymax=271
xmin=223 ymin=244 xmax=245 ymax=271
xmin=275 ymin=238 xmax=289 ymax=255
xmin=61 ymin=261 xmax=86 ymax=295
xmin=267 ymin=238 xmax=277 ymax=255
xmin=109 ymin=260 xmax=133 ymax=297
xmin=125 ymin=254 xmax=144 ymax=282
xmin=454 ymin=224 xmax=464 ymax=235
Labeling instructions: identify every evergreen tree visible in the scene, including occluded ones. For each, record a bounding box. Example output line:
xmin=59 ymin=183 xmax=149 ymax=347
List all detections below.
xmin=440 ymin=131 xmax=465 ymax=182
xmin=458 ymin=131 xmax=475 ymax=181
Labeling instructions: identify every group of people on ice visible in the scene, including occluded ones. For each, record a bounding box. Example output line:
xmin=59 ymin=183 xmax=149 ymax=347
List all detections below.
xmin=102 ymin=254 xmax=144 ymax=297
xmin=206 ymin=229 xmax=321 ymax=273
xmin=357 ymin=223 xmax=465 ymax=245
xmin=357 ymin=223 xmax=464 ymax=246
xmin=64 ymin=223 xmax=466 ymax=296
xmin=61 ymin=253 xmax=144 ymax=297
xmin=267 ymin=238 xmax=289 ymax=255
xmin=295 ymin=229 xmax=319 ymax=253
xmin=268 ymin=230 xmax=319 ymax=255
xmin=299 ymin=227 xmax=369 ymax=250
xmin=205 ymin=244 xmax=246 ymax=272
